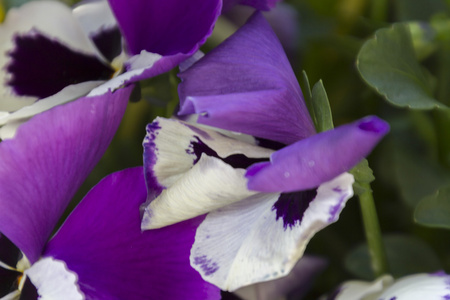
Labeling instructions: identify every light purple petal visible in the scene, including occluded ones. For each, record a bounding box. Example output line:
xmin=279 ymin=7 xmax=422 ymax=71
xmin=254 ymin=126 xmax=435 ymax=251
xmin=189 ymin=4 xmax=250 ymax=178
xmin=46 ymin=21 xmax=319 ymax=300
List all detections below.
xmin=190 ymin=173 xmax=353 ymax=291
xmin=246 ymin=116 xmax=390 ymax=193
xmin=222 ymin=0 xmax=280 ymax=13
xmin=107 ymin=0 xmax=221 ymax=56
xmin=44 ymin=168 xmax=220 ymax=300
xmin=0 ymin=86 xmax=132 ymax=264
xmin=178 ymin=12 xmax=315 ymax=145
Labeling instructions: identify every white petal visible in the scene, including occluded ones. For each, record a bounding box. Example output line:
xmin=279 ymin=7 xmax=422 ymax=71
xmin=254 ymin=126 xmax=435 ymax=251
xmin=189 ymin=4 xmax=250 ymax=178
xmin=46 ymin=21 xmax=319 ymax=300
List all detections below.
xmin=73 ymin=0 xmax=117 ymax=38
xmin=25 ymin=257 xmax=84 ymax=300
xmin=0 ymin=81 xmax=103 ymax=139
xmin=378 ymin=273 xmax=450 ymax=300
xmin=190 ymin=173 xmax=354 ymax=291
xmin=0 ymin=1 xmax=101 ymax=111
xmin=333 ymin=275 xmax=393 ymax=300
xmin=142 ymin=155 xmax=257 ymax=229
xmin=144 ymin=117 xmax=273 ymax=188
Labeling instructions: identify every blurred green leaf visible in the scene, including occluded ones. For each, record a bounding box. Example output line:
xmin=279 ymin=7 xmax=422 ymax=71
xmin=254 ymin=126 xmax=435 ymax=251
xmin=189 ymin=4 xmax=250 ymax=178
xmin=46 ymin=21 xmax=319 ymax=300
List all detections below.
xmin=345 ymin=234 xmax=442 ymax=280
xmin=394 ymin=0 xmax=448 ymax=21
xmin=415 ymin=184 xmax=450 ymax=229
xmin=357 ymin=23 xmax=447 ymax=109
xmin=394 ymin=144 xmax=450 ymax=208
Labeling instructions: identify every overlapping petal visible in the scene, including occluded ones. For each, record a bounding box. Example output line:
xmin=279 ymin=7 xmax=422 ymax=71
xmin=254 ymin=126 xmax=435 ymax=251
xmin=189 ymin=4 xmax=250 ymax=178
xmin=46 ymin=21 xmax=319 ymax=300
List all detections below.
xmin=222 ymin=0 xmax=281 ymax=13
xmin=178 ymin=12 xmax=315 ymax=145
xmin=44 ymin=167 xmax=220 ymax=300
xmin=0 ymin=86 xmax=132 ymax=264
xmin=190 ymin=173 xmax=353 ymax=291
xmin=142 ymin=117 xmax=273 ymax=229
xmin=0 ymin=1 xmax=106 ymax=110
xmin=107 ymin=0 xmax=221 ymax=57
xmin=331 ymin=273 xmax=450 ymax=300
xmin=246 ymin=116 xmax=390 ymax=193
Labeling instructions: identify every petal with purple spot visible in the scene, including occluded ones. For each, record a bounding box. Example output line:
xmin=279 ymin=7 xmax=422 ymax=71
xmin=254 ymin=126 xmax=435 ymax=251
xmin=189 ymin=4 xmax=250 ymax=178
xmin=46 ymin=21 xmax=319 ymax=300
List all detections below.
xmin=246 ymin=116 xmax=390 ymax=193
xmin=44 ymin=167 xmax=220 ymax=300
xmin=0 ymin=1 xmax=104 ymax=109
xmin=107 ymin=0 xmax=221 ymax=56
xmin=0 ymin=86 xmax=132 ymax=264
xmin=178 ymin=12 xmax=315 ymax=145
xmin=190 ymin=173 xmax=354 ymax=291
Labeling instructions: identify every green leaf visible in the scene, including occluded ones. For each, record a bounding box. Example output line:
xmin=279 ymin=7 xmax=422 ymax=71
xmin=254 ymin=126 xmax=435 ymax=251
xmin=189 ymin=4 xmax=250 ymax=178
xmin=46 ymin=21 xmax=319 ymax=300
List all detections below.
xmin=311 ymin=80 xmax=334 ymax=132
xmin=345 ymin=234 xmax=441 ymax=280
xmin=415 ymin=184 xmax=450 ymax=229
xmin=357 ymin=23 xmax=447 ymax=109
xmin=300 ymin=70 xmax=317 ymax=129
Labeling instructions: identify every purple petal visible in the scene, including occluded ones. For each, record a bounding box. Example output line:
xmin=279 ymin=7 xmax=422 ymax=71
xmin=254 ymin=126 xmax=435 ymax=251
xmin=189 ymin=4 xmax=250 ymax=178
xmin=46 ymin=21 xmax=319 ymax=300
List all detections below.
xmin=178 ymin=12 xmax=315 ymax=145
xmin=107 ymin=0 xmax=221 ymax=56
xmin=0 ymin=86 xmax=132 ymax=264
xmin=246 ymin=116 xmax=390 ymax=193
xmin=222 ymin=0 xmax=280 ymax=13
xmin=43 ymin=168 xmax=220 ymax=300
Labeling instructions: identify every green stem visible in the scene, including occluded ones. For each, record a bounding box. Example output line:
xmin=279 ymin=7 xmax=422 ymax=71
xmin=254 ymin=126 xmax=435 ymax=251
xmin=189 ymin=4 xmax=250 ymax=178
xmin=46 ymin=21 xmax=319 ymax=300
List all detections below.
xmin=370 ymin=0 xmax=387 ymax=23
xmin=358 ymin=182 xmax=389 ymax=278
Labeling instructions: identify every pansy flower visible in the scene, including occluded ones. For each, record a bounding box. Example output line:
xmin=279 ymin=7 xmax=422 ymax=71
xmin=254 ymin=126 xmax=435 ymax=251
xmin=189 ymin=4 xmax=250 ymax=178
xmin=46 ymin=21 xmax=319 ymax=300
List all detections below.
xmin=0 ymin=0 xmax=221 ymax=138
xmin=140 ymin=12 xmax=389 ymax=291
xmin=0 ymin=87 xmax=220 ymax=299
xmin=327 ymin=272 xmax=450 ymax=300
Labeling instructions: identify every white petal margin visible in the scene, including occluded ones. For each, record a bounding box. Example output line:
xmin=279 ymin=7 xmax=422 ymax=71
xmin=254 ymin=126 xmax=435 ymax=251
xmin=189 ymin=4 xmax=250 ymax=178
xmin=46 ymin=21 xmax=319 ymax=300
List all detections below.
xmin=144 ymin=117 xmax=273 ymax=188
xmin=330 ymin=275 xmax=393 ymax=300
xmin=0 ymin=81 xmax=103 ymax=139
xmin=378 ymin=273 xmax=450 ymax=300
xmin=190 ymin=173 xmax=354 ymax=291
xmin=25 ymin=257 xmax=84 ymax=300
xmin=142 ymin=155 xmax=258 ymax=229
xmin=0 ymin=0 xmax=101 ymax=111
xmin=73 ymin=0 xmax=117 ymax=40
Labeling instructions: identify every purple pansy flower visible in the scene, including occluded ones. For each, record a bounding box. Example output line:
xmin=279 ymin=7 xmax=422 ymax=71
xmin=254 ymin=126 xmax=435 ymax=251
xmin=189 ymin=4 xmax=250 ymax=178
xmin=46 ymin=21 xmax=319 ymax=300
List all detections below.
xmin=140 ymin=12 xmax=389 ymax=291
xmin=0 ymin=88 xmax=220 ymax=299
xmin=328 ymin=272 xmax=450 ymax=300
xmin=0 ymin=0 xmax=221 ymax=138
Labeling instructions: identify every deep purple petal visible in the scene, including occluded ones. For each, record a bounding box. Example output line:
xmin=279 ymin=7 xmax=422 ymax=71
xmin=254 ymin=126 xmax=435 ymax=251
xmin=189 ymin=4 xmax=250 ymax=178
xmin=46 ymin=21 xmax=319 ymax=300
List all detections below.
xmin=107 ymin=0 xmax=221 ymax=56
xmin=0 ymin=86 xmax=132 ymax=264
xmin=246 ymin=116 xmax=390 ymax=193
xmin=178 ymin=12 xmax=315 ymax=145
xmin=222 ymin=0 xmax=280 ymax=13
xmin=44 ymin=168 xmax=220 ymax=300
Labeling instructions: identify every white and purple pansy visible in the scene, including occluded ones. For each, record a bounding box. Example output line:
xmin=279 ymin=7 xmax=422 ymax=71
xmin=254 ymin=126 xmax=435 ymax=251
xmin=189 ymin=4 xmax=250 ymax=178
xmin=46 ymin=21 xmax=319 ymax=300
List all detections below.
xmin=140 ymin=12 xmax=390 ymax=291
xmin=0 ymin=88 xmax=220 ymax=299
xmin=140 ymin=115 xmax=387 ymax=291
xmin=328 ymin=272 xmax=450 ymax=300
xmin=0 ymin=0 xmax=221 ymax=138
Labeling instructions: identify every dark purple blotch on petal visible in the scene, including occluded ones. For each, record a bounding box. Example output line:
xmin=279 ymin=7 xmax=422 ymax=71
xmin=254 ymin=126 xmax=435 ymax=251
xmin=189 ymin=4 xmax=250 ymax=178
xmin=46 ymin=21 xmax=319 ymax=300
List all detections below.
xmin=0 ymin=267 xmax=21 ymax=298
xmin=193 ymin=255 xmax=219 ymax=276
xmin=91 ymin=26 xmax=122 ymax=62
xmin=272 ymin=188 xmax=317 ymax=230
xmin=7 ymin=31 xmax=114 ymax=98
xmin=190 ymin=137 xmax=268 ymax=169
xmin=0 ymin=234 xmax=21 ymax=269
xmin=443 ymin=295 xmax=450 ymax=300
xmin=19 ymin=277 xmax=38 ymax=300
xmin=328 ymin=193 xmax=349 ymax=222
